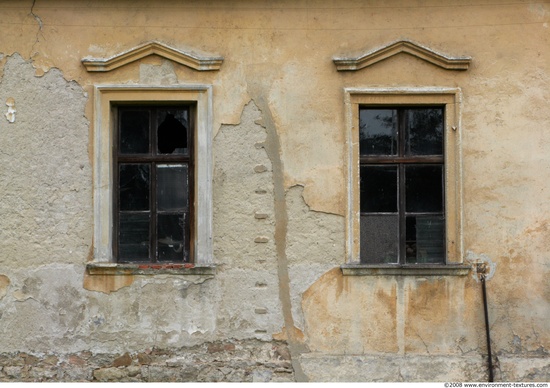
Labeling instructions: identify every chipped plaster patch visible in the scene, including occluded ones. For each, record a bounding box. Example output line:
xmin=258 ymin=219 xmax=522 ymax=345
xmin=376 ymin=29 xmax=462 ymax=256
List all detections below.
xmin=5 ymin=97 xmax=16 ymax=122
xmin=300 ymin=166 xmax=347 ymax=216
xmin=83 ymin=273 xmax=134 ymax=294
xmin=139 ymin=60 xmax=178 ymax=85
xmin=466 ymin=251 xmax=497 ymax=281
xmin=13 ymin=289 xmax=33 ymax=301
xmin=0 ymin=275 xmax=10 ymax=299
xmin=528 ymin=3 xmax=548 ymax=18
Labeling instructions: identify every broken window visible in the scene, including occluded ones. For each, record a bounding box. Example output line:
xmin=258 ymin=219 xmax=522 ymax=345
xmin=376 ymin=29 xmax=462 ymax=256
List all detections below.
xmin=359 ymin=107 xmax=445 ymax=264
xmin=115 ymin=106 xmax=193 ymax=263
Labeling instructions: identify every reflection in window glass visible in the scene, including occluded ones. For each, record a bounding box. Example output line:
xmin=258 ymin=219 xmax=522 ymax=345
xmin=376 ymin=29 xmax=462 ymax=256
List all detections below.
xmin=157 ymin=213 xmax=187 ymax=262
xmin=119 ymin=164 xmax=150 ymax=211
xmin=406 ymin=108 xmax=443 ymax=156
xmin=406 ymin=215 xmax=445 ymax=264
xmin=405 ymin=165 xmax=443 ymax=213
xmin=119 ymin=213 xmax=150 ymax=261
xmin=120 ymin=110 xmax=150 ymax=154
xmin=360 ymin=166 xmax=398 ymax=213
xmin=157 ymin=165 xmax=188 ymax=211
xmin=359 ymin=109 xmax=397 ymax=156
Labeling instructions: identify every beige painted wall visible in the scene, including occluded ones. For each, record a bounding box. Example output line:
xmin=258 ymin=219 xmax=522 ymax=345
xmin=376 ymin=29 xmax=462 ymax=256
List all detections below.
xmin=0 ymin=0 xmax=548 ymax=381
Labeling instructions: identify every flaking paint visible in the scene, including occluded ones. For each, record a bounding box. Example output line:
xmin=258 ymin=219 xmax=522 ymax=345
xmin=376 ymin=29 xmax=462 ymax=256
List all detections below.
xmin=0 ymin=0 xmax=548 ymax=382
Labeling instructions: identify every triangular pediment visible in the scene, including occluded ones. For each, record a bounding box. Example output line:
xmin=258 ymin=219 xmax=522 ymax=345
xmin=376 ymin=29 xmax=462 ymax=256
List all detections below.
xmin=82 ymin=41 xmax=223 ymax=72
xmin=333 ymin=40 xmax=471 ymax=71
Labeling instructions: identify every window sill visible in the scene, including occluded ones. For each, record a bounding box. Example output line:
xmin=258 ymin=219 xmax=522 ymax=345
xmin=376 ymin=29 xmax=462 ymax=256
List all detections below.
xmin=341 ymin=263 xmax=471 ymax=276
xmin=86 ymin=262 xmax=216 ymax=276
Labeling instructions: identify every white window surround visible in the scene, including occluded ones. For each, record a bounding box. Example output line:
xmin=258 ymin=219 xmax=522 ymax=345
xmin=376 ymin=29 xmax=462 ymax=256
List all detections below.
xmin=342 ymin=87 xmax=469 ymax=276
xmin=88 ymin=85 xmax=214 ymax=275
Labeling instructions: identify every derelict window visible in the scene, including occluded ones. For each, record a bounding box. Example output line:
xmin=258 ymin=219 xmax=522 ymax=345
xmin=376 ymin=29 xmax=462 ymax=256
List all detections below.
xmin=114 ymin=106 xmax=194 ymax=263
xmin=359 ymin=107 xmax=445 ymax=264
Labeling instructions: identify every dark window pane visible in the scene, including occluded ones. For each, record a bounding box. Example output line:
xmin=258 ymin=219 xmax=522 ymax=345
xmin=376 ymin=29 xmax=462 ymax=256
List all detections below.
xmin=119 ymin=164 xmax=150 ymax=211
xmin=405 ymin=165 xmax=443 ymax=212
xmin=405 ymin=108 xmax=443 ymax=155
xmin=120 ymin=110 xmax=149 ymax=154
xmin=157 ymin=164 xmax=188 ymax=211
xmin=119 ymin=213 xmax=150 ymax=261
xmin=360 ymin=165 xmax=398 ymax=213
xmin=157 ymin=213 xmax=188 ymax=262
xmin=360 ymin=215 xmax=399 ymax=264
xmin=359 ymin=109 xmax=397 ymax=156
xmin=158 ymin=109 xmax=188 ymax=154
xmin=406 ymin=215 xmax=445 ymax=264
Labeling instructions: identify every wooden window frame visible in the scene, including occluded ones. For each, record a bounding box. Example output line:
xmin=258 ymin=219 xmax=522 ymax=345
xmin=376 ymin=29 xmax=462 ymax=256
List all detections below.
xmin=342 ymin=88 xmax=468 ymax=276
xmin=113 ymin=105 xmax=195 ymax=263
xmin=359 ymin=106 xmax=445 ymax=265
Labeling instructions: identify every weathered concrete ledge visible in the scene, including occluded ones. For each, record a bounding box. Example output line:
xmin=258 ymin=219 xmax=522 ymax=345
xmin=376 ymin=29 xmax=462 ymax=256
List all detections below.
xmin=86 ymin=263 xmax=216 ymax=276
xmin=341 ymin=264 xmax=471 ymax=276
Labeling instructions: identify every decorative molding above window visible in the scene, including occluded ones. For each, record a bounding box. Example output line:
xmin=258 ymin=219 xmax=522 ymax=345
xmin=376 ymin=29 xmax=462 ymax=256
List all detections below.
xmin=82 ymin=41 xmax=224 ymax=72
xmin=333 ymin=40 xmax=471 ymax=71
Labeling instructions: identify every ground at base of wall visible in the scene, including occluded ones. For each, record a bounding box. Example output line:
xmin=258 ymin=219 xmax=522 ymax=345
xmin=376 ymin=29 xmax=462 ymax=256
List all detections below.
xmin=0 ymin=340 xmax=294 ymax=382
xmin=299 ymin=353 xmax=550 ymax=382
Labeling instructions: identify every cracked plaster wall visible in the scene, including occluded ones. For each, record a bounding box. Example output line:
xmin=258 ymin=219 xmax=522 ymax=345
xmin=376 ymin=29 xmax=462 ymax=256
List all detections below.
xmin=0 ymin=0 xmax=549 ymax=382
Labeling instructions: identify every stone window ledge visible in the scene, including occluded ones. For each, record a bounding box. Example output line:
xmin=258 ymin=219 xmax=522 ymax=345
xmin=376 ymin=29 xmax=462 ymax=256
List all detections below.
xmin=86 ymin=263 xmax=216 ymax=276
xmin=341 ymin=264 xmax=471 ymax=276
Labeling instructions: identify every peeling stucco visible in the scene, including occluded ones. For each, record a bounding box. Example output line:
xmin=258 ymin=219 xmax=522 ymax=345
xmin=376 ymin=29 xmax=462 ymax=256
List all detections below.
xmin=4 ymin=97 xmax=15 ymax=122
xmin=83 ymin=273 xmax=135 ymax=294
xmin=0 ymin=54 xmax=91 ymax=270
xmin=252 ymin=95 xmax=309 ymax=381
xmin=0 ymin=0 xmax=548 ymax=382
xmin=0 ymin=275 xmax=10 ymax=300
xmin=139 ymin=59 xmax=178 ymax=85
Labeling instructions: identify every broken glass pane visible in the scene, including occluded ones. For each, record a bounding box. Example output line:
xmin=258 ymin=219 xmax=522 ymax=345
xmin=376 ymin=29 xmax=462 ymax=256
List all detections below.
xmin=119 ymin=164 xmax=150 ymax=211
xmin=120 ymin=110 xmax=150 ymax=154
xmin=156 ymin=164 xmax=188 ymax=211
xmin=405 ymin=165 xmax=443 ymax=213
xmin=157 ymin=109 xmax=188 ymax=154
xmin=157 ymin=213 xmax=187 ymax=262
xmin=360 ymin=165 xmax=398 ymax=213
xmin=360 ymin=214 xmax=399 ymax=264
xmin=359 ymin=109 xmax=397 ymax=156
xmin=119 ymin=213 xmax=150 ymax=261
xmin=406 ymin=215 xmax=445 ymax=264
xmin=405 ymin=108 xmax=443 ymax=156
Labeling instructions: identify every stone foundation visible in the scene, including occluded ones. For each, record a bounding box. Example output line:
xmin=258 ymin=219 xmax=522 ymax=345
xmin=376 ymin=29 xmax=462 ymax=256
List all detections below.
xmin=0 ymin=340 xmax=294 ymax=382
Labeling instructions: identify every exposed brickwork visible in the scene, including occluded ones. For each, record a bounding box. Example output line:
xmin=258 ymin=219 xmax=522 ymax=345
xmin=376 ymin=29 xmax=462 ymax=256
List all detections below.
xmin=0 ymin=340 xmax=294 ymax=382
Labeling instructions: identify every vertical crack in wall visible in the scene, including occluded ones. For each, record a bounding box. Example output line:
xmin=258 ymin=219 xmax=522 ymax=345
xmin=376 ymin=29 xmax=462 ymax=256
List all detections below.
xmin=29 ymin=0 xmax=44 ymax=59
xmin=248 ymin=94 xmax=309 ymax=382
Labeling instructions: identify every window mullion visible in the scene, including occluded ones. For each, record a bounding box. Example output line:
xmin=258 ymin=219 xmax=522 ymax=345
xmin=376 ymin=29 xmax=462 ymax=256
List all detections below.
xmin=398 ymin=109 xmax=406 ymax=265
xmin=398 ymin=164 xmax=406 ymax=264
xmin=151 ymin=109 xmax=159 ymax=263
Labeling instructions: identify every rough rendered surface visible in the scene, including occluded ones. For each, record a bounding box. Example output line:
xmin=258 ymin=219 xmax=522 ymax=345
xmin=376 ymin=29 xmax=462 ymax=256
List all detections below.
xmin=0 ymin=0 xmax=548 ymax=382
